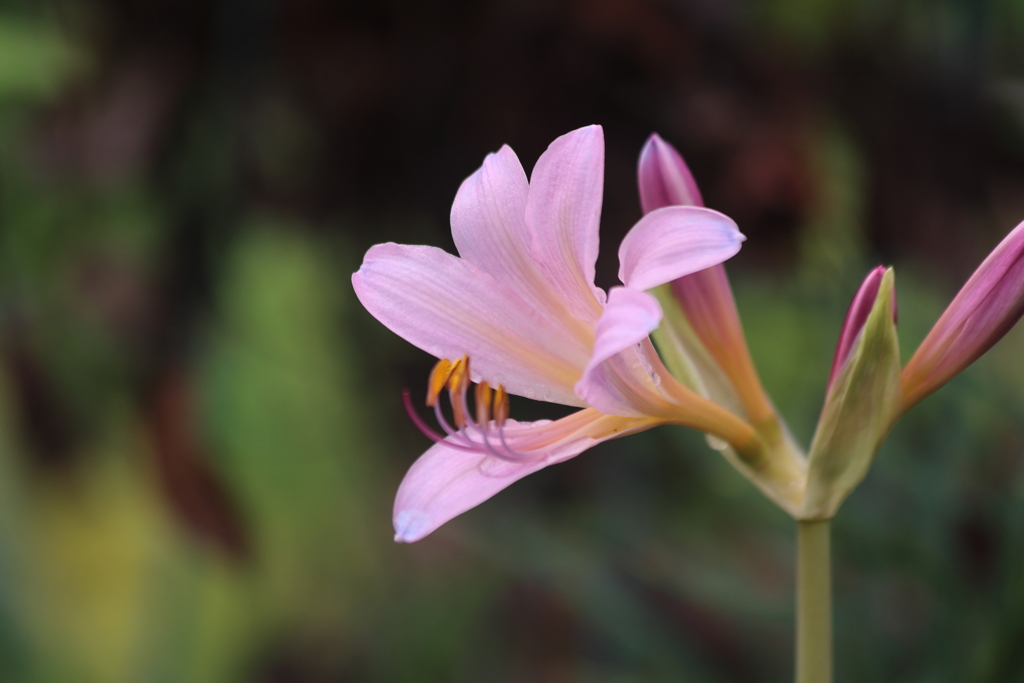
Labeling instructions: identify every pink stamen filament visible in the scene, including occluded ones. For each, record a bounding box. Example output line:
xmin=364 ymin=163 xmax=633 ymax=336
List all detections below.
xmin=401 ymin=378 xmax=532 ymax=461
xmin=464 ymin=414 xmax=524 ymax=462
xmin=401 ymin=390 xmax=480 ymax=453
xmin=450 ymin=381 xmax=528 ymax=461
xmin=433 ymin=400 xmax=478 ymax=449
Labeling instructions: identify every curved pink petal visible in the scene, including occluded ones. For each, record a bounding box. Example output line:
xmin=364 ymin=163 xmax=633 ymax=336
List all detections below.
xmin=582 ymin=287 xmax=662 ymax=375
xmin=638 ymin=133 xmax=703 ymax=212
xmin=525 ymin=125 xmax=607 ymax=324
xmin=352 ymin=242 xmax=589 ymax=405
xmin=618 ymin=206 xmax=745 ymax=291
xmin=393 ymin=410 xmax=657 ymax=542
xmin=574 ymin=287 xmax=676 ymax=417
xmin=451 ymin=145 xmax=587 ymax=339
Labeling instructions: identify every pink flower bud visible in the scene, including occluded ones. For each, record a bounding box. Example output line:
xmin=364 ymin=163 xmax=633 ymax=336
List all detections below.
xmin=829 ymin=266 xmax=898 ymax=392
xmin=901 ymin=220 xmax=1024 ymax=411
xmin=638 ymin=133 xmax=703 ymax=212
xmin=639 ymin=134 xmax=775 ymax=430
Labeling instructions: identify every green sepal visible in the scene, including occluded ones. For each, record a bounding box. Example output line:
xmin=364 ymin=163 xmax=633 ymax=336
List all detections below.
xmin=801 ymin=268 xmax=900 ymax=519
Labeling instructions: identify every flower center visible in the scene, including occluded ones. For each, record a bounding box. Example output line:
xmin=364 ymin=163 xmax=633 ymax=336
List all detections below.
xmin=402 ymin=356 xmax=528 ymax=460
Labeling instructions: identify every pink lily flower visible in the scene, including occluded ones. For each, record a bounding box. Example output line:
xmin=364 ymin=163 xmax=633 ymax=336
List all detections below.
xmin=353 ymin=125 xmax=758 ymax=542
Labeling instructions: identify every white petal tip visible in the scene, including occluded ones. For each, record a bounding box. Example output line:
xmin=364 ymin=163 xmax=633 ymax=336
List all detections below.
xmin=393 ymin=509 xmax=432 ymax=543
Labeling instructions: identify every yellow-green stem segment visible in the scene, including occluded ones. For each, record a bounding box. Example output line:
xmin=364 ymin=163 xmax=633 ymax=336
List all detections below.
xmin=796 ymin=520 xmax=832 ymax=683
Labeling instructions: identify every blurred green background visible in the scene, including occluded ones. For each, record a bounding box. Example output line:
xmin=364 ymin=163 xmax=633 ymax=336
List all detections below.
xmin=0 ymin=0 xmax=1023 ymax=681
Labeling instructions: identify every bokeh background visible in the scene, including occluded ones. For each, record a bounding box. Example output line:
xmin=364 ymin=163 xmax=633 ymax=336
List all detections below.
xmin=0 ymin=0 xmax=1023 ymax=681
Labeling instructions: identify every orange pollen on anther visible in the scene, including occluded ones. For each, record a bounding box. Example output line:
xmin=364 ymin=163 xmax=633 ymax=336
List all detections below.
xmin=410 ymin=356 xmax=526 ymax=460
xmin=475 ymin=382 xmax=492 ymax=425
xmin=424 ymin=357 xmax=512 ymax=430
xmin=447 ymin=356 xmax=471 ymax=428
xmin=493 ymin=385 xmax=509 ymax=427
xmin=426 ymin=359 xmax=454 ymax=407
xmin=447 ymin=356 xmax=470 ymax=393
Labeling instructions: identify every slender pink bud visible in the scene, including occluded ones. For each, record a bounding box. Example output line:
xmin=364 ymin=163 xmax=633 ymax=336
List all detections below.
xmin=638 ymin=133 xmax=703 ymax=211
xmin=804 ymin=268 xmax=900 ymax=519
xmin=829 ymin=266 xmax=898 ymax=391
xmin=901 ymin=220 xmax=1024 ymax=412
xmin=639 ymin=134 xmax=775 ymax=431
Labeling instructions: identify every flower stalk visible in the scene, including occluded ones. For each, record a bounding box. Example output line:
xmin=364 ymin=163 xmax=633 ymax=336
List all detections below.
xmin=796 ymin=520 xmax=832 ymax=683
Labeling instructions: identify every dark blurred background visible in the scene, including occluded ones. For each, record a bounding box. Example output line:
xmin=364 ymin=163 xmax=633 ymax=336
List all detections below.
xmin=0 ymin=0 xmax=1023 ymax=681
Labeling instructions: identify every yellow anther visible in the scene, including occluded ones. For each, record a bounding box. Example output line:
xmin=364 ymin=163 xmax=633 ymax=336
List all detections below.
xmin=447 ymin=355 xmax=470 ymax=394
xmin=447 ymin=356 xmax=470 ymax=428
xmin=450 ymin=401 xmax=466 ymax=429
xmin=475 ymin=382 xmax=493 ymax=425
xmin=426 ymin=359 xmax=454 ymax=407
xmin=492 ymin=385 xmax=509 ymax=427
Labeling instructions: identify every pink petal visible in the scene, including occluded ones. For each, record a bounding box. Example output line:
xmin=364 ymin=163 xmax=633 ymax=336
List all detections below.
xmin=393 ymin=410 xmax=656 ymax=542
xmin=575 ymin=287 xmax=676 ymax=417
xmin=451 ymin=145 xmax=531 ymax=279
xmin=617 ymin=206 xmax=745 ymax=291
xmin=828 ymin=266 xmax=890 ymax=391
xmin=638 ymin=133 xmax=703 ymax=212
xmin=525 ymin=125 xmax=607 ymax=324
xmin=352 ymin=242 xmax=589 ymax=405
xmin=901 ymin=220 xmax=1024 ymax=411
xmin=583 ymin=287 xmax=662 ymax=375
xmin=451 ymin=145 xmax=585 ymax=337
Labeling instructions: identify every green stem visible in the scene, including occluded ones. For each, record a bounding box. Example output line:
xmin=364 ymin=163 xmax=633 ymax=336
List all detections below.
xmin=796 ymin=520 xmax=832 ymax=683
